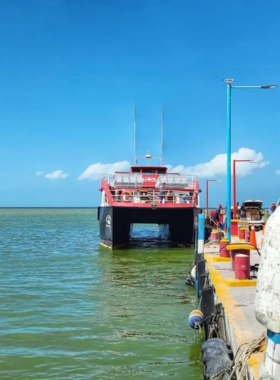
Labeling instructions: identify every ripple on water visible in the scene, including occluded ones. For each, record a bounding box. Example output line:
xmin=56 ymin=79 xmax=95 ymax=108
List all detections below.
xmin=0 ymin=209 xmax=203 ymax=379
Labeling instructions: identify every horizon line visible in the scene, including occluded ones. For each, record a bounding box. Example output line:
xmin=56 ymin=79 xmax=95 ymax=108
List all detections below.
xmin=0 ymin=206 xmax=270 ymax=209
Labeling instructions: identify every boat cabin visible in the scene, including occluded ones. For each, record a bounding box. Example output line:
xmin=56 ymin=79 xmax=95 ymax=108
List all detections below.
xmin=130 ymin=166 xmax=167 ymax=175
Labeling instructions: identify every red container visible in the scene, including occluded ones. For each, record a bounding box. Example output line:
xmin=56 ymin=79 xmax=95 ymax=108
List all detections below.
xmin=210 ymin=210 xmax=216 ymax=220
xmin=219 ymin=214 xmax=224 ymax=223
xmin=231 ymin=220 xmax=239 ymax=236
xmin=245 ymin=230 xmax=250 ymax=242
xmin=235 ymin=254 xmax=250 ymax=280
xmin=211 ymin=231 xmax=219 ymax=241
xmin=231 ymin=249 xmax=250 ymax=270
xmin=220 ymin=239 xmax=230 ymax=257
xmin=239 ymin=228 xmax=245 ymax=241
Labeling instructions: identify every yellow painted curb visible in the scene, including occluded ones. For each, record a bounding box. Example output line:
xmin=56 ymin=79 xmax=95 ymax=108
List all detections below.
xmin=248 ymin=352 xmax=264 ymax=378
xmin=226 ymin=244 xmax=255 ymax=251
xmin=205 ymin=253 xmax=263 ymax=375
xmin=213 ymin=257 xmax=231 ymax=262
xmin=225 ymin=278 xmax=257 ymax=287
xmin=205 ymin=255 xmax=255 ymax=345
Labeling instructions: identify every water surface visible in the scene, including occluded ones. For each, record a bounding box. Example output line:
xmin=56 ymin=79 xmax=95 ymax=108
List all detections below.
xmin=0 ymin=209 xmax=203 ymax=379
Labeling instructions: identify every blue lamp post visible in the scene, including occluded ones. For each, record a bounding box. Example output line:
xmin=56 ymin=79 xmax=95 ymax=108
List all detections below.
xmin=222 ymin=79 xmax=277 ymax=241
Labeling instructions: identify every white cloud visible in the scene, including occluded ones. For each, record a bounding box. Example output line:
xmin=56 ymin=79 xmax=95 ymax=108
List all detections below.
xmin=276 ymin=170 xmax=280 ymax=175
xmin=36 ymin=171 xmax=44 ymax=177
xmin=45 ymin=170 xmax=68 ymax=180
xmin=167 ymin=148 xmax=268 ymax=178
xmin=78 ymin=148 xmax=268 ymax=181
xmin=78 ymin=161 xmax=130 ymax=180
xmin=165 ymin=164 xmax=174 ymax=171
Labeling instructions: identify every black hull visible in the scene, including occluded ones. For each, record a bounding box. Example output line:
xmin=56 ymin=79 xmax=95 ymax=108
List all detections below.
xmin=98 ymin=206 xmax=201 ymax=249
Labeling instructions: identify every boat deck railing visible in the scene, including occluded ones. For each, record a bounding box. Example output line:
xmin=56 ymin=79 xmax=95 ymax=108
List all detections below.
xmin=103 ymin=189 xmax=196 ymax=205
xmin=103 ymin=173 xmax=199 ymax=189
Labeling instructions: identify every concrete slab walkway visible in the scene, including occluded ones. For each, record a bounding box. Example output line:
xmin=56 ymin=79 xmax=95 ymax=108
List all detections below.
xmin=204 ymin=230 xmax=264 ymax=379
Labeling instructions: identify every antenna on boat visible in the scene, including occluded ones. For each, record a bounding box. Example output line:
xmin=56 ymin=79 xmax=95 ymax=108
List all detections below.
xmin=161 ymin=103 xmax=164 ymax=166
xmin=134 ymin=103 xmax=136 ymax=164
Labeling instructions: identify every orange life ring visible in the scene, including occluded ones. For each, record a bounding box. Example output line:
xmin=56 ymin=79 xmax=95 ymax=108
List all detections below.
xmin=165 ymin=192 xmax=173 ymax=203
xmin=122 ymin=191 xmax=132 ymax=202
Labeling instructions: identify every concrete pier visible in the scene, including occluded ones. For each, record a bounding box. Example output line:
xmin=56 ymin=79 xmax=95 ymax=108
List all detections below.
xmin=203 ymin=230 xmax=264 ymax=379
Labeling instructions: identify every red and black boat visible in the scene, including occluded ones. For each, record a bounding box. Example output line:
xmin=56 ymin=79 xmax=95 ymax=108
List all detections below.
xmin=97 ymin=151 xmax=202 ymax=249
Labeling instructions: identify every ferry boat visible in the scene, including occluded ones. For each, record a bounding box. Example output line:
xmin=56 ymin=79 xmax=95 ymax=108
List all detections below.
xmin=97 ymin=105 xmax=202 ymax=248
xmin=97 ymin=152 xmax=202 ymax=248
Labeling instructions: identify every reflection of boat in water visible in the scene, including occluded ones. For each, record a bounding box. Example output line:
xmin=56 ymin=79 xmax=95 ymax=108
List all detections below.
xmin=97 ymin=106 xmax=202 ymax=249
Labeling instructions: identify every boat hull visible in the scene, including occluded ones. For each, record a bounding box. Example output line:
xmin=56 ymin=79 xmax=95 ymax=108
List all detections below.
xmin=98 ymin=206 xmax=201 ymax=249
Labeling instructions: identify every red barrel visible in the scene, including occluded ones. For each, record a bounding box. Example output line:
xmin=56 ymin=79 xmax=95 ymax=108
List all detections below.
xmin=235 ymin=254 xmax=250 ymax=280
xmin=245 ymin=230 xmax=250 ymax=242
xmin=211 ymin=231 xmax=219 ymax=241
xmin=219 ymin=239 xmax=230 ymax=257
xmin=239 ymin=228 xmax=245 ymax=241
xmin=231 ymin=249 xmax=250 ymax=270
xmin=231 ymin=220 xmax=239 ymax=236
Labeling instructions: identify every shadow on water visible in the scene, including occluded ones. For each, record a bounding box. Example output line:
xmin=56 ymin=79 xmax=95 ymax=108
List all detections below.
xmin=97 ymin=223 xmax=204 ymax=379
xmin=129 ymin=224 xmax=171 ymax=249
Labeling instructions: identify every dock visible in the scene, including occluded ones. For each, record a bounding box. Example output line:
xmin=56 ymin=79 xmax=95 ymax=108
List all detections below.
xmin=198 ymin=229 xmax=265 ymax=379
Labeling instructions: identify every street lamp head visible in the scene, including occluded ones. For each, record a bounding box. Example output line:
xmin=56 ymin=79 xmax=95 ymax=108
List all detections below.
xmin=250 ymin=160 xmax=259 ymax=163
xmin=261 ymin=85 xmax=277 ymax=89
xmin=222 ymin=79 xmax=234 ymax=83
xmin=216 ymin=180 xmax=222 ymax=182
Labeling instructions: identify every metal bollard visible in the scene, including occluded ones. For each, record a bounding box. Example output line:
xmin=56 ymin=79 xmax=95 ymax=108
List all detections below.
xmin=235 ymin=254 xmax=250 ymax=280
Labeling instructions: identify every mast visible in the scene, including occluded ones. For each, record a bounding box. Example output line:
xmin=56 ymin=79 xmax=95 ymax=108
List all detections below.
xmin=134 ymin=103 xmax=136 ymax=164
xmin=161 ymin=103 xmax=164 ymax=166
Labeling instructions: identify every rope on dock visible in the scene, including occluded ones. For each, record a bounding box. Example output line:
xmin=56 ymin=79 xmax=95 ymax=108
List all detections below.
xmin=210 ymin=332 xmax=266 ymax=380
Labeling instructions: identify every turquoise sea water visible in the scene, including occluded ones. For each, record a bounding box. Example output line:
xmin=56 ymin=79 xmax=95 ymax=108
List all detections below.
xmin=0 ymin=208 xmax=203 ymax=379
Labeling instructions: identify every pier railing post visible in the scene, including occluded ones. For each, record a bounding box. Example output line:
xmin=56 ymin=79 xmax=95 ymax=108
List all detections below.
xmin=195 ymin=213 xmax=205 ymax=297
xmin=196 ymin=213 xmax=205 ymax=264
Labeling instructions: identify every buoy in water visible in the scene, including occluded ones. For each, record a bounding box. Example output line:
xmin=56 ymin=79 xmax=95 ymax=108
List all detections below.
xmin=191 ymin=266 xmax=196 ymax=280
xmin=188 ymin=309 xmax=204 ymax=329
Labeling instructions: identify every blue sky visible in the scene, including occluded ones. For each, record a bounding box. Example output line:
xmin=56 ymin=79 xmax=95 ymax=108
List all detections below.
xmin=0 ymin=0 xmax=280 ymax=207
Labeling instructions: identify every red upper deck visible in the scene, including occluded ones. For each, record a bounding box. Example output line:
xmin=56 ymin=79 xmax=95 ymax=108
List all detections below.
xmin=100 ymin=164 xmax=200 ymax=208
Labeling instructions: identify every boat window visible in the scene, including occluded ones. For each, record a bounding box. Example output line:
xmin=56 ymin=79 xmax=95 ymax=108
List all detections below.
xmin=131 ymin=168 xmax=142 ymax=173
xmin=157 ymin=169 xmax=166 ymax=174
xmin=142 ymin=169 xmax=156 ymax=174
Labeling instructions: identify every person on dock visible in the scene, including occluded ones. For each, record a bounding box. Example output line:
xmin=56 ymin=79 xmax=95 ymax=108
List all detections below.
xmin=239 ymin=205 xmax=246 ymax=221
xmin=213 ymin=203 xmax=222 ymax=227
xmin=159 ymin=181 xmax=166 ymax=203
xmin=268 ymin=203 xmax=276 ymax=217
